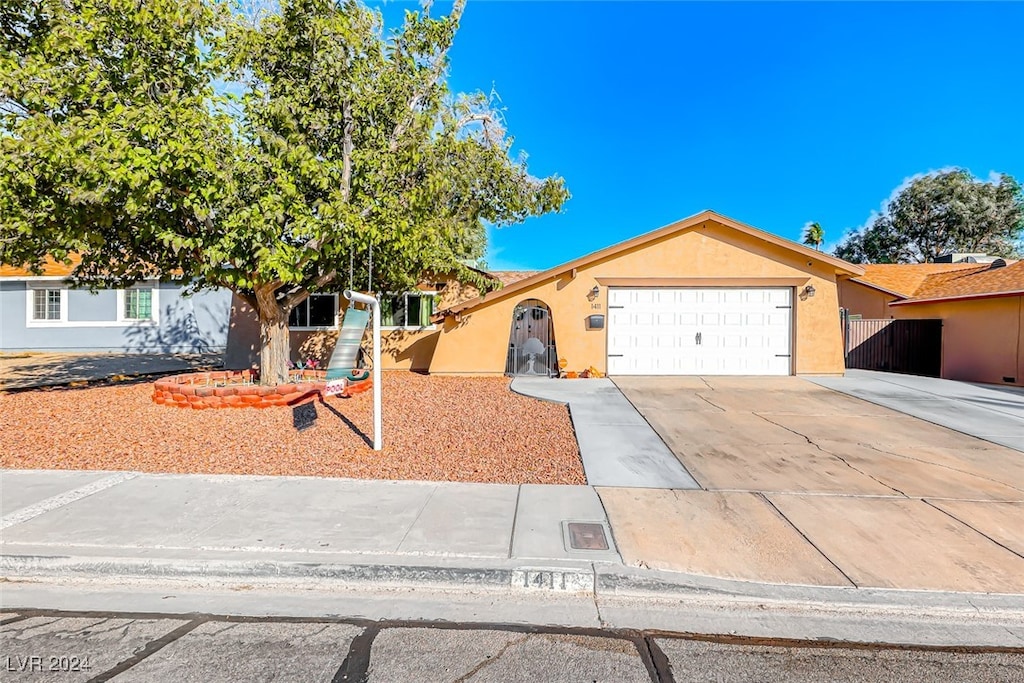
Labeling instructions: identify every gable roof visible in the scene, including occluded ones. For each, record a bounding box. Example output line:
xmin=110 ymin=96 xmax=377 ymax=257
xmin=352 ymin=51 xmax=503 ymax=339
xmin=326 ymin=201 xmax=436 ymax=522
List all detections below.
xmin=890 ymin=260 xmax=1024 ymax=306
xmin=850 ymin=263 xmax=985 ymax=298
xmin=437 ymin=210 xmax=864 ymax=318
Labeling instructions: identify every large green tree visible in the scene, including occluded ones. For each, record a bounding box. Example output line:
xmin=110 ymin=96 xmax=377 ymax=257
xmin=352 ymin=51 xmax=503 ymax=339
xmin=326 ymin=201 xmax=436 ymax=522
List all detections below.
xmin=834 ymin=169 xmax=1024 ymax=264
xmin=1 ymin=0 xmax=568 ymax=384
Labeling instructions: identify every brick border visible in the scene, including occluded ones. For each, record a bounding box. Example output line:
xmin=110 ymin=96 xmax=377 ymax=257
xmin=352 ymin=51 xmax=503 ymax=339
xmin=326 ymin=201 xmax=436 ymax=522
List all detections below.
xmin=151 ymin=370 xmax=327 ymax=409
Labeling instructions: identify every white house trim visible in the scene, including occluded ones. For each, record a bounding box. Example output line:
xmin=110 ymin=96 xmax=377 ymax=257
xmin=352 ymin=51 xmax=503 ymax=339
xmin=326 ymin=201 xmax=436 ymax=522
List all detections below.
xmin=25 ymin=282 xmax=160 ymax=328
xmin=116 ymin=283 xmax=161 ymax=324
xmin=24 ymin=283 xmax=68 ymax=327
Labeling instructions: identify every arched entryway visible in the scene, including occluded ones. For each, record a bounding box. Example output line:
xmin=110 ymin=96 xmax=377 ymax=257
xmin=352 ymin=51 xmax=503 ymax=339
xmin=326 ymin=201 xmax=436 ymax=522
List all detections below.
xmin=505 ymin=299 xmax=558 ymax=376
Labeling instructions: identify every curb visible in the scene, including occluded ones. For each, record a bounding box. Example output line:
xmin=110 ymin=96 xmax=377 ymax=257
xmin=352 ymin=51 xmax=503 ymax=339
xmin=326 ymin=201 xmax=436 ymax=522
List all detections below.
xmin=6 ymin=553 xmax=1024 ymax=618
xmin=1 ymin=555 xmax=597 ymax=594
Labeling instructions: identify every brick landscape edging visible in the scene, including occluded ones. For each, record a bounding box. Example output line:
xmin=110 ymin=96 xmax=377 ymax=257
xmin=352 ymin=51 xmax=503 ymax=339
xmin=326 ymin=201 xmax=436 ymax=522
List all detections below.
xmin=151 ymin=370 xmax=327 ymax=409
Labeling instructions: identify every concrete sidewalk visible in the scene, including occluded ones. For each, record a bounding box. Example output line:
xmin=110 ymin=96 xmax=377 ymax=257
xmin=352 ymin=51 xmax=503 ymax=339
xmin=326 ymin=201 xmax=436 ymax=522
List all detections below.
xmin=3 ymin=468 xmax=1024 ymax=647
xmin=1 ymin=469 xmax=619 ymax=565
xmin=808 ymin=370 xmax=1024 ymax=452
xmin=511 ymin=377 xmax=699 ymax=489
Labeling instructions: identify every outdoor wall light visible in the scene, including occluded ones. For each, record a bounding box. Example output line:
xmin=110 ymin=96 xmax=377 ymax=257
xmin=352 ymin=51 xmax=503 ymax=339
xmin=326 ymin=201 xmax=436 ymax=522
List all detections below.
xmin=589 ymin=285 xmax=600 ymax=298
xmin=803 ymin=284 xmax=817 ymax=298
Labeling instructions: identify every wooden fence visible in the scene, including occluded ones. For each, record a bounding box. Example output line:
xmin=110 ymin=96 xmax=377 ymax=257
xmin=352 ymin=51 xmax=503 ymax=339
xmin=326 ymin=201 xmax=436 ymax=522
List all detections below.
xmin=844 ymin=318 xmax=942 ymax=377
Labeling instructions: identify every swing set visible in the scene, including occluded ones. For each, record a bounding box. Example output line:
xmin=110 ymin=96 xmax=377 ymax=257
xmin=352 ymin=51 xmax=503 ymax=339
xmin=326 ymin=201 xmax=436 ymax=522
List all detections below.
xmin=322 ymin=242 xmax=383 ymax=451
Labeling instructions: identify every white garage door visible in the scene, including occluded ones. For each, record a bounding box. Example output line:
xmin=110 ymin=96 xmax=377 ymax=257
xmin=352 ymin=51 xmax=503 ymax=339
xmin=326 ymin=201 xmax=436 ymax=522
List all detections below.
xmin=607 ymin=288 xmax=792 ymax=376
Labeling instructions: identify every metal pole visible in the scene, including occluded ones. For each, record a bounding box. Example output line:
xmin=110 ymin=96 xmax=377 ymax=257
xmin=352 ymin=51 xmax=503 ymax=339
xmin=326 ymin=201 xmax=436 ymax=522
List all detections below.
xmin=344 ymin=290 xmax=382 ymax=451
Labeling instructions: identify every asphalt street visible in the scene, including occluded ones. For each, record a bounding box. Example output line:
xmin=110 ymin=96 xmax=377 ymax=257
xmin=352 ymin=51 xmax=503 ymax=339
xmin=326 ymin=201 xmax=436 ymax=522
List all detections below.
xmin=2 ymin=610 xmax=1023 ymax=682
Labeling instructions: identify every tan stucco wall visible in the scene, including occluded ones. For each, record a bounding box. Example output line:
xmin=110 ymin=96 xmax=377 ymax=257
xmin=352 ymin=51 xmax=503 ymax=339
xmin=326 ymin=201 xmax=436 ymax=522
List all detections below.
xmin=429 ymin=222 xmax=848 ymax=376
xmin=223 ymin=276 xmax=486 ymax=371
xmin=838 ymin=280 xmax=897 ymax=319
xmin=892 ymin=296 xmax=1023 ymax=387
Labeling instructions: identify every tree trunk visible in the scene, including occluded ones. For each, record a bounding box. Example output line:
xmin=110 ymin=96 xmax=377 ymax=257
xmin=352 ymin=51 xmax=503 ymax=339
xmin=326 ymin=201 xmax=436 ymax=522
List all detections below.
xmin=255 ymin=284 xmax=291 ymax=386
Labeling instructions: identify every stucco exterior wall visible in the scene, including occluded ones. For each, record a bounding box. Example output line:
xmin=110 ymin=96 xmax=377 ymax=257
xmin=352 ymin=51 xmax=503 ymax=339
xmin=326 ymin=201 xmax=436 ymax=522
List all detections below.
xmin=838 ymin=280 xmax=896 ymax=319
xmin=0 ymin=281 xmax=231 ymax=353
xmin=892 ymin=296 xmax=1023 ymax=387
xmin=221 ymin=276 xmax=485 ymax=371
xmin=429 ymin=222 xmax=848 ymax=376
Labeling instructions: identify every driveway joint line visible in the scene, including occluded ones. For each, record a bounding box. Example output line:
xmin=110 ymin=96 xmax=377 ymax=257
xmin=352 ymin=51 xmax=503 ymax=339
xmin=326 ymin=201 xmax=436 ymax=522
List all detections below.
xmin=393 ymin=485 xmax=439 ymax=553
xmin=922 ymin=499 xmax=1024 ymax=563
xmin=757 ymin=492 xmax=858 ymax=589
xmin=752 ymin=413 xmax=907 ymax=497
xmin=507 ymin=485 xmax=522 ymax=560
xmin=1 ymin=471 xmax=138 ymax=531
xmin=609 ymin=378 xmax=704 ymax=490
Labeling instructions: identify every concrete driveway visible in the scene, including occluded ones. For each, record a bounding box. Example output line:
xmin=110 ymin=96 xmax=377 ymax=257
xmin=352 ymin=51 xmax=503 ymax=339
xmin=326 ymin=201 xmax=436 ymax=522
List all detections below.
xmin=600 ymin=376 xmax=1024 ymax=592
xmin=809 ymin=369 xmax=1024 ymax=452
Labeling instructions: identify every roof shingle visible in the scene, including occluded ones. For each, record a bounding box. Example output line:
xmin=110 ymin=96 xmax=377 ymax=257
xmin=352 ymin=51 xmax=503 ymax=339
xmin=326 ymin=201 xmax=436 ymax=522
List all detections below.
xmin=0 ymin=255 xmax=81 ymax=278
xmin=897 ymin=260 xmax=1024 ymax=303
xmin=851 ymin=263 xmax=984 ymax=298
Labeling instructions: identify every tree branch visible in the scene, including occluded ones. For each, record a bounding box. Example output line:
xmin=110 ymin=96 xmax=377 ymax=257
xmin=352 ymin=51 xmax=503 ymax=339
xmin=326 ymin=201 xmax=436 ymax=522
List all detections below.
xmin=387 ymin=0 xmax=465 ymax=153
xmin=341 ymin=98 xmax=354 ymax=203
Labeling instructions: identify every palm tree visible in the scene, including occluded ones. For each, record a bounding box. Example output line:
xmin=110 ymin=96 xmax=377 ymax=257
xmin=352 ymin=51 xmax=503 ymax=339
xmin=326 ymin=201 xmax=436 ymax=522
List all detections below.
xmin=803 ymin=222 xmax=825 ymax=251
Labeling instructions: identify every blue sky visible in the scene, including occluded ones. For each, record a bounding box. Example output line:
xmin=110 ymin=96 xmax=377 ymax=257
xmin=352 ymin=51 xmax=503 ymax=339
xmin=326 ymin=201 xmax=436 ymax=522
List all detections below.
xmin=378 ymin=1 xmax=1024 ymax=271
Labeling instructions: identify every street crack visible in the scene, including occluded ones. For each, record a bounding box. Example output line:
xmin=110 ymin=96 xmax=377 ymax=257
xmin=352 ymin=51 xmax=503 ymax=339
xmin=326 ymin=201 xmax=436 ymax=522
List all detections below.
xmin=452 ymin=633 xmax=531 ymax=682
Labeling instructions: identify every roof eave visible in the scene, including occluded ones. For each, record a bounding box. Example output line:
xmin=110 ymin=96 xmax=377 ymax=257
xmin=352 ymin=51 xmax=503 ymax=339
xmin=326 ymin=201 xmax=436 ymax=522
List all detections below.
xmin=437 ymin=210 xmax=864 ymax=318
xmin=890 ymin=290 xmax=1024 ymax=306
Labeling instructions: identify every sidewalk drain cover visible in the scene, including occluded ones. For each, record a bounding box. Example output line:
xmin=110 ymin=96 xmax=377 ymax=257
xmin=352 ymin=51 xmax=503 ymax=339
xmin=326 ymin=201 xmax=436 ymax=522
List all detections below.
xmin=566 ymin=522 xmax=609 ymax=551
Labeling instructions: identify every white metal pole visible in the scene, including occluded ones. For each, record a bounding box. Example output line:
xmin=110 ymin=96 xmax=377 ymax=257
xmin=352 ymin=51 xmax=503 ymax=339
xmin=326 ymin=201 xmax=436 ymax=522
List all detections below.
xmin=344 ymin=290 xmax=382 ymax=451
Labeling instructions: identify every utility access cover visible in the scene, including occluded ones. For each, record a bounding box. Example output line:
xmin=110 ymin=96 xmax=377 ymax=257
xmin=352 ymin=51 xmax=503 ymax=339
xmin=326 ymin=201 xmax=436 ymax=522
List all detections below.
xmin=565 ymin=522 xmax=610 ymax=551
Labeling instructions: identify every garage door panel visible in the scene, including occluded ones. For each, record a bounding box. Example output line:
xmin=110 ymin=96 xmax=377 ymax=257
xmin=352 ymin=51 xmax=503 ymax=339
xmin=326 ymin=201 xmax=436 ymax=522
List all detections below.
xmin=607 ymin=287 xmax=792 ymax=376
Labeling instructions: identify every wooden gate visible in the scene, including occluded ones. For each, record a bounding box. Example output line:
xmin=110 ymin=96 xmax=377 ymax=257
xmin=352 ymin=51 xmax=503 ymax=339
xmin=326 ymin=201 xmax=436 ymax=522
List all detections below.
xmin=844 ymin=318 xmax=942 ymax=377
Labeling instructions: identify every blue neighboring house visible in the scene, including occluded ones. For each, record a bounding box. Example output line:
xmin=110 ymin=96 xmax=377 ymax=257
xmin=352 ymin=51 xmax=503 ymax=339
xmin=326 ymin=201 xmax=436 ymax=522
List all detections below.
xmin=0 ymin=259 xmax=233 ymax=354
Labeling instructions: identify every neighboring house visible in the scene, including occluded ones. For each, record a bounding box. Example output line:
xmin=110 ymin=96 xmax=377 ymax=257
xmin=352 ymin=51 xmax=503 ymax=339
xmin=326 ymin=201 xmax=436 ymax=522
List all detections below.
xmin=0 ymin=258 xmax=233 ymax=354
xmin=420 ymin=210 xmax=862 ymax=377
xmin=839 ymin=259 xmax=1024 ymax=386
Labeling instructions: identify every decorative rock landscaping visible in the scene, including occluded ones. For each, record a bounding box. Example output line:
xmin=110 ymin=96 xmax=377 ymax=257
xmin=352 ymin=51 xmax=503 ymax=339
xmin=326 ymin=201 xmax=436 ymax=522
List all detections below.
xmin=152 ymin=370 xmax=327 ymax=409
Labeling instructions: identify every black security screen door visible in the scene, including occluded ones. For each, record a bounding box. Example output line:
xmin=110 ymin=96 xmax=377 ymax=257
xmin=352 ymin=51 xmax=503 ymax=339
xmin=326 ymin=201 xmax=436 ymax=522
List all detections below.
xmin=505 ymin=299 xmax=558 ymax=376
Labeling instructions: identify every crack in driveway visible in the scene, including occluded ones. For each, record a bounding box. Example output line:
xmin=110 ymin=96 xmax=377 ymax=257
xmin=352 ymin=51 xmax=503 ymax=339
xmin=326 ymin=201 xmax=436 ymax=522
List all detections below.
xmin=864 ymin=443 xmax=1024 ymax=496
xmin=752 ymin=413 xmax=908 ymax=497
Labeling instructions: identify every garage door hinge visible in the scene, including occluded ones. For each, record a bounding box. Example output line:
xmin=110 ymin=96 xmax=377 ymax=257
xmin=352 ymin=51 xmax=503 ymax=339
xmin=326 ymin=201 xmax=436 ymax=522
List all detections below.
xmin=776 ymin=305 xmax=792 ymax=309
xmin=608 ymin=305 xmax=625 ymax=309
xmin=608 ymin=354 xmax=624 ymax=357
xmin=775 ymin=354 xmax=791 ymax=357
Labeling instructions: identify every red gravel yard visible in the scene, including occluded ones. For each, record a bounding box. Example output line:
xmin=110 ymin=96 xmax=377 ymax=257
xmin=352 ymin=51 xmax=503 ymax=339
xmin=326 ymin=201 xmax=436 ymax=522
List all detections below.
xmin=0 ymin=374 xmax=584 ymax=485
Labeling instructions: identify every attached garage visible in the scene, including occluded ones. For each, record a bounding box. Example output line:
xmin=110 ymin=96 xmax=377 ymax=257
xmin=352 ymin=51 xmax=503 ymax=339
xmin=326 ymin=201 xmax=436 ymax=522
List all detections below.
xmin=429 ymin=210 xmax=863 ymax=377
xmin=607 ymin=288 xmax=792 ymax=375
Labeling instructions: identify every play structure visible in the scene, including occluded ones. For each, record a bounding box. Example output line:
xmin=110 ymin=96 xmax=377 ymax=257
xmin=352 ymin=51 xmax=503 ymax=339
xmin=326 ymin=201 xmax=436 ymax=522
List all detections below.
xmin=317 ymin=246 xmax=383 ymax=450
xmin=323 ymin=303 xmax=374 ymax=398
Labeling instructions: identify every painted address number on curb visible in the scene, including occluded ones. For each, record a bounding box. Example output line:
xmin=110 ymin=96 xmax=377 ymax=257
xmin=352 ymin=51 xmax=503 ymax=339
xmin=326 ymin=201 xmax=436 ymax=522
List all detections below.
xmin=511 ymin=569 xmax=593 ymax=593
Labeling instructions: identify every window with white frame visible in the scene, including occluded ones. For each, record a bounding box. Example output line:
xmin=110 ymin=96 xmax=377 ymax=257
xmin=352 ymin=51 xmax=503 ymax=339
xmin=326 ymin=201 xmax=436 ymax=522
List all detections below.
xmin=380 ymin=292 xmax=436 ymax=328
xmin=289 ymin=293 xmax=337 ymax=329
xmin=123 ymin=288 xmax=153 ymax=320
xmin=32 ymin=288 xmax=62 ymax=321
